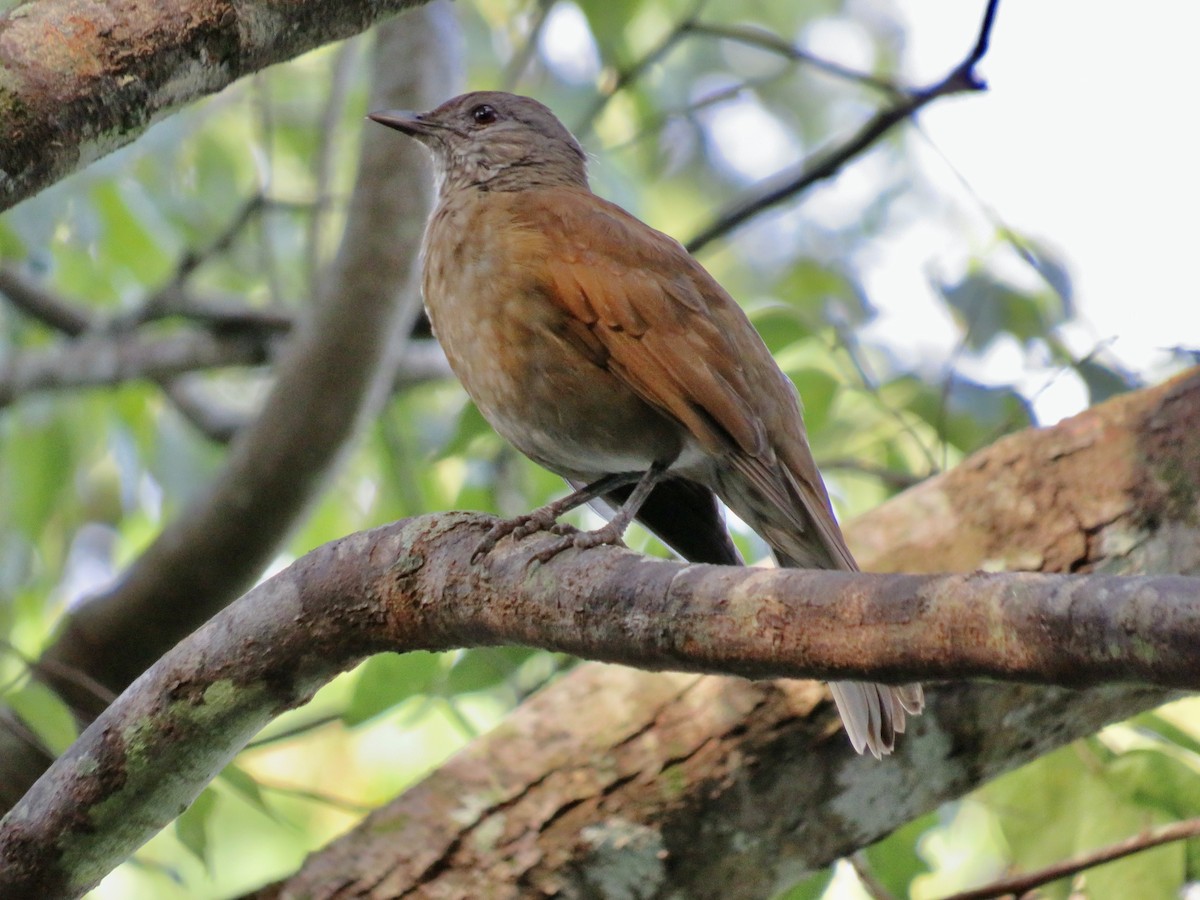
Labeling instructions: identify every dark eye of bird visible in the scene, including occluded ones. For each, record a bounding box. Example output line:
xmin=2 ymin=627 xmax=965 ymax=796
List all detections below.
xmin=471 ymin=104 xmax=498 ymax=125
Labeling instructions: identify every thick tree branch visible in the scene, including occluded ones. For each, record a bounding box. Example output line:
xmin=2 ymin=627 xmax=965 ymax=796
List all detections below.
xmin=272 ymin=366 xmax=1200 ymax=899
xmin=0 ymin=0 xmax=436 ymax=212
xmin=1 ymin=505 xmax=1199 ymax=897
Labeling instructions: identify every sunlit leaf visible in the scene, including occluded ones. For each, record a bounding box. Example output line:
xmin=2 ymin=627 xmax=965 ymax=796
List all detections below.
xmin=344 ymin=651 xmax=441 ymax=726
xmin=773 ymin=866 xmax=833 ymax=900
xmin=863 ymin=811 xmax=936 ymax=896
xmin=174 ymin=787 xmax=217 ymax=866
xmin=4 ymin=680 xmax=78 ymax=755
xmin=217 ymin=764 xmax=277 ymax=821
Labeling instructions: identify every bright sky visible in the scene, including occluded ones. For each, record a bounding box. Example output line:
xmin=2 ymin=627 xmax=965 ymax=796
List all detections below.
xmin=874 ymin=0 xmax=1200 ymax=422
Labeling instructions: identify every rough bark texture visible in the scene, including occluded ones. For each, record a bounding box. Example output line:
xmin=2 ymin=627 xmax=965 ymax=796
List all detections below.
xmin=1 ymin=370 xmax=1197 ymax=899
xmin=264 ymin=368 xmax=1200 ymax=899
xmin=0 ymin=0 xmax=432 ymax=211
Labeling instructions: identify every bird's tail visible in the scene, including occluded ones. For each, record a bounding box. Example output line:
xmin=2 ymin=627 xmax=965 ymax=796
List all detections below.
xmin=828 ymin=681 xmax=925 ymax=759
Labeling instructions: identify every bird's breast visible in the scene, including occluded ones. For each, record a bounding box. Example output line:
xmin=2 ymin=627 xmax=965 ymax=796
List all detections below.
xmin=421 ymin=192 xmax=688 ymax=479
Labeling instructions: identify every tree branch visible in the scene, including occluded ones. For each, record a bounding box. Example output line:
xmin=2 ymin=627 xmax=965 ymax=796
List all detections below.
xmin=943 ymin=816 xmax=1200 ymax=900
xmin=270 ymin=365 xmax=1200 ymax=898
xmin=0 ymin=268 xmax=91 ymax=336
xmin=0 ymin=0 xmax=436 ymax=212
xmin=685 ymin=0 xmax=1000 ymax=253
xmin=1 ymin=504 xmax=1199 ymax=897
xmin=0 ymin=330 xmax=274 ymax=407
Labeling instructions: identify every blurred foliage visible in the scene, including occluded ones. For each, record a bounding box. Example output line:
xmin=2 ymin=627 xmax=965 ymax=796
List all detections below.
xmin=0 ymin=0 xmax=1190 ymax=898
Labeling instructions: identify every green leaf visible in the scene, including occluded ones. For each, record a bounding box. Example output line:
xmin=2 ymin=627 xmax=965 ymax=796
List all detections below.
xmin=216 ymin=764 xmax=276 ymax=821
xmin=3 ymin=412 xmax=76 ymax=538
xmin=437 ymin=399 xmax=495 ymax=460
xmin=444 ymin=647 xmax=538 ymax=695
xmin=983 ymin=746 xmax=1185 ymax=899
xmin=174 ymin=787 xmax=217 ymax=866
xmin=781 ymin=258 xmax=871 ymax=324
xmin=1074 ymin=357 xmax=1133 ymax=405
xmin=897 ymin=374 xmax=1031 ymax=453
xmin=940 ymin=272 xmax=1064 ymax=350
xmin=863 ymin=811 xmax=936 ymax=896
xmin=791 ymin=367 xmax=840 ymax=434
xmin=1106 ymin=749 xmax=1200 ymax=819
xmin=579 ymin=0 xmax=642 ymax=61
xmin=748 ymin=302 xmax=808 ymax=356
xmin=5 ymin=680 xmax=78 ymax=755
xmin=344 ymin=651 xmax=441 ymax=726
xmin=773 ymin=866 xmax=833 ymax=900
xmin=1133 ymin=711 xmax=1200 ymax=758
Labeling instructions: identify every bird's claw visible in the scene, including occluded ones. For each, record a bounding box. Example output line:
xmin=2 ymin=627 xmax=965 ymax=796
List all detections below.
xmin=472 ymin=513 xmax=628 ymax=564
xmin=530 ymin=521 xmax=626 ymax=564
xmin=472 ymin=510 xmax=573 ymax=562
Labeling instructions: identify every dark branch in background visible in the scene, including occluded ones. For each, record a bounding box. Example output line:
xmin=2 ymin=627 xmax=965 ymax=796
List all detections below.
xmin=0 ymin=0 xmax=437 ymax=212
xmin=0 ymin=330 xmax=271 ymax=409
xmin=686 ymin=0 xmax=1000 ymax=253
xmin=0 ymin=268 xmax=451 ymax=414
xmin=943 ymin=817 xmax=1200 ymax=900
xmin=0 ymin=269 xmax=91 ymax=335
xmin=1 ymin=506 xmax=1199 ymax=897
xmin=0 ymin=6 xmax=461 ymax=816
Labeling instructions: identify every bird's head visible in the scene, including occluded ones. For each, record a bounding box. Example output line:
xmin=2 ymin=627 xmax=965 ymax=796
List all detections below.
xmin=369 ymin=91 xmax=588 ymax=195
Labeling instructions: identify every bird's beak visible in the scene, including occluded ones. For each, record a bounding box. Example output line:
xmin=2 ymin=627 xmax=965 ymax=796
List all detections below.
xmin=367 ymin=109 xmax=436 ymax=139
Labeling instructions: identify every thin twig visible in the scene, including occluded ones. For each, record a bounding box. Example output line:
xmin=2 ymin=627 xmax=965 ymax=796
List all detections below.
xmin=502 ymin=0 xmax=555 ymax=90
xmin=0 ymin=268 xmax=93 ymax=336
xmin=686 ymin=0 xmax=1001 ymax=254
xmin=605 ymin=75 xmax=784 ymax=155
xmin=171 ymin=195 xmax=267 ymax=290
xmin=252 ymin=778 xmax=374 ymax=814
xmin=940 ymin=816 xmax=1200 ymax=900
xmin=827 ymin=315 xmax=941 ymax=473
xmin=818 ymin=457 xmax=925 ymax=491
xmin=244 ymin=713 xmax=344 ymax=750
xmin=573 ymin=0 xmax=709 ymax=136
xmin=683 ymin=21 xmax=904 ymax=96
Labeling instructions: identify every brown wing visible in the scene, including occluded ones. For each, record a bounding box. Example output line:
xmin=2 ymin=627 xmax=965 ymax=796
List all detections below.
xmin=516 ymin=187 xmax=856 ymax=571
xmin=518 ymin=187 xmax=921 ymax=757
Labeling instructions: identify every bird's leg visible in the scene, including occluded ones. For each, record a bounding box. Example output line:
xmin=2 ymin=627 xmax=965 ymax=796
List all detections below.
xmin=472 ymin=470 xmax=646 ymax=562
xmin=528 ymin=460 xmax=672 ymax=564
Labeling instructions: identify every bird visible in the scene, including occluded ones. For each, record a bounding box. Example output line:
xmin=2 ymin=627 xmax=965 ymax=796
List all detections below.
xmin=368 ymin=91 xmax=922 ymax=758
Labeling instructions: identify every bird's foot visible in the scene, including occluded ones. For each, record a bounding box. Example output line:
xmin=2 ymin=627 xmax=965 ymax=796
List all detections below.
xmin=529 ymin=520 xmax=628 ymax=564
xmin=472 ymin=507 xmax=574 ymax=562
